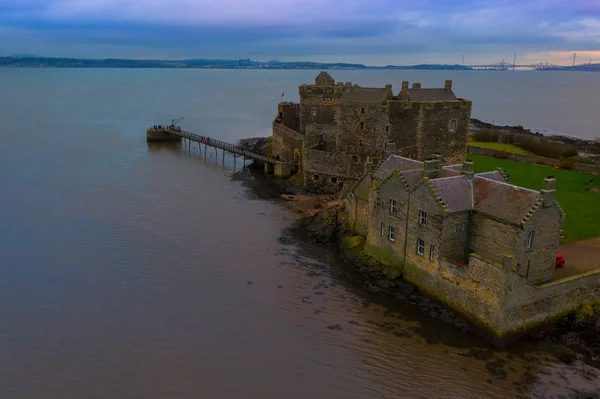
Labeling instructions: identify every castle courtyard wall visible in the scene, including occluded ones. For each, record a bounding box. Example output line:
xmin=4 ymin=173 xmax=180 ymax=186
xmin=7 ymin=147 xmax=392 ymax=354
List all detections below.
xmin=470 ymin=214 xmax=520 ymax=266
xmin=272 ymin=122 xmax=304 ymax=166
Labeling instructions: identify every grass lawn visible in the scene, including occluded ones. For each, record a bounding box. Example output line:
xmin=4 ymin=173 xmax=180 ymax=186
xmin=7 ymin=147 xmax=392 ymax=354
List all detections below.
xmin=469 ymin=141 xmax=534 ymax=155
xmin=469 ymin=154 xmax=600 ymax=244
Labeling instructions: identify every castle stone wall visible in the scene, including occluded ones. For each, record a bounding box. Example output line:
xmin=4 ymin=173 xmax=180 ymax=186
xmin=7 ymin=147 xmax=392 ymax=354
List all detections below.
xmin=519 ymin=203 xmax=563 ymax=284
xmin=441 ymin=212 xmax=471 ymax=263
xmin=337 ymin=101 xmax=388 ymax=157
xmin=503 ymin=268 xmax=600 ymax=334
xmin=303 ymin=149 xmax=359 ymax=193
xmin=387 ymin=102 xmax=420 ymax=151
xmin=272 ymin=122 xmax=304 ymax=166
xmin=470 ymin=214 xmax=520 ymax=266
xmin=419 ymin=101 xmax=471 ymax=164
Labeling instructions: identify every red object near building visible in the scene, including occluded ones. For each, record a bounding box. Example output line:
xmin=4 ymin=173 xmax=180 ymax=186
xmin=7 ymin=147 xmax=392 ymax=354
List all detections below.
xmin=555 ymin=253 xmax=565 ymax=268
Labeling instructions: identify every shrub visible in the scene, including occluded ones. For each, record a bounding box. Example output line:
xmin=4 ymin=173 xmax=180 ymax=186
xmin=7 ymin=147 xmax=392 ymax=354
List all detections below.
xmin=558 ymin=159 xmax=574 ymax=170
xmin=562 ymin=149 xmax=579 ymax=158
xmin=472 ymin=129 xmax=500 ymax=143
xmin=515 ymin=135 xmax=577 ymax=159
xmin=495 ymin=150 xmax=509 ymax=159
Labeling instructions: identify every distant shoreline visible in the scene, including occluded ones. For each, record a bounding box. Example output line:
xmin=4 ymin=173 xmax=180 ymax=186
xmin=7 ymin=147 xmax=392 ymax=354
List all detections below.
xmin=2 ymin=56 xmax=598 ymax=72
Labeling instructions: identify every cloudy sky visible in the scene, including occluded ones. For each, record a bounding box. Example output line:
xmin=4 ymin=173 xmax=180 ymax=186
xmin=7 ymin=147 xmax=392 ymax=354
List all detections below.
xmin=1 ymin=0 xmax=599 ymax=65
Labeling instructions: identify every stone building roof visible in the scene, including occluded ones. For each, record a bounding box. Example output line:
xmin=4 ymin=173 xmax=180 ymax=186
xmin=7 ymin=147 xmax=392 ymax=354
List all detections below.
xmin=373 ymin=155 xmax=424 ymax=179
xmin=473 ymin=178 xmax=540 ymax=224
xmin=430 ymin=176 xmax=473 ymax=213
xmin=406 ymin=88 xmax=457 ymax=102
xmin=341 ymin=88 xmax=388 ymax=103
xmin=475 ymin=170 xmax=506 ymax=183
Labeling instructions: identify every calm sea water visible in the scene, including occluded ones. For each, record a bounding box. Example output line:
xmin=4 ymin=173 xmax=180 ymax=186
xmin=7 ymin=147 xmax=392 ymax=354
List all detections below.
xmin=1 ymin=69 xmax=600 ymax=399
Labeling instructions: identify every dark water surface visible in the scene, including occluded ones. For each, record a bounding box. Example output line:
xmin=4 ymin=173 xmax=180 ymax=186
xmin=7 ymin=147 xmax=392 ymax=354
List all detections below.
xmin=1 ymin=69 xmax=599 ymax=399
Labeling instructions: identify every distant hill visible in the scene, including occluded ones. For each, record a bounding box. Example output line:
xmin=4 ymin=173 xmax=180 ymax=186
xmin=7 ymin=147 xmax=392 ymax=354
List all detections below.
xmin=0 ymin=56 xmax=595 ymax=71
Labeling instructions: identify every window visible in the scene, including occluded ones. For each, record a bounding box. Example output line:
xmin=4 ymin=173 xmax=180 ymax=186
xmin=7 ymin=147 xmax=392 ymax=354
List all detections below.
xmin=449 ymin=119 xmax=457 ymax=132
xmin=417 ymin=239 xmax=425 ymax=255
xmin=527 ymin=230 xmax=535 ymax=249
xmin=360 ymin=121 xmax=364 ymax=129
xmin=312 ymin=109 xmax=317 ymax=119
xmin=389 ymin=199 xmax=398 ymax=214
xmin=359 ymin=139 xmax=364 ymax=147
xmin=352 ymin=155 xmax=358 ymax=162
xmin=373 ymin=158 xmax=378 ymax=164
xmin=380 ymin=222 xmax=385 ymax=237
xmin=330 ymin=177 xmax=338 ymax=183
xmin=385 ymin=126 xmax=390 ymax=133
xmin=454 ymin=224 xmax=459 ymax=233
xmin=462 ymin=222 xmax=467 ymax=231
xmin=429 ymin=244 xmax=435 ymax=261
xmin=388 ymin=226 xmax=396 ymax=242
xmin=419 ymin=210 xmax=427 ymax=225
xmin=313 ymin=174 xmax=320 ymax=181
xmin=361 ymin=107 xmax=365 ymax=114
xmin=381 ymin=200 xmax=386 ymax=209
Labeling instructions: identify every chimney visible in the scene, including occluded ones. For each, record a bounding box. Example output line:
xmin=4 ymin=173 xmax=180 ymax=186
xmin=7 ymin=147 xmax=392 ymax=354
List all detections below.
xmin=540 ymin=176 xmax=556 ymax=208
xmin=423 ymin=155 xmax=442 ymax=179
xmin=401 ymin=81 xmax=409 ymax=92
xmin=385 ymin=84 xmax=393 ymax=99
xmin=445 ymin=80 xmax=453 ymax=91
xmin=461 ymin=159 xmax=475 ymax=179
xmin=412 ymin=82 xmax=422 ymax=89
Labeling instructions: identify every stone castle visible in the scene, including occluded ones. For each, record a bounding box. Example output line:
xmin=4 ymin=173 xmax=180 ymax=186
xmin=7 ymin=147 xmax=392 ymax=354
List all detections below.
xmin=272 ymin=72 xmax=600 ymax=337
xmin=272 ymin=71 xmax=472 ymax=193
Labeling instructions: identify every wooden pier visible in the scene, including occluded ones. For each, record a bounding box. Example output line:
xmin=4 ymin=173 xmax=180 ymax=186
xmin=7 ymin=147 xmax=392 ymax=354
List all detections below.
xmin=146 ymin=126 xmax=293 ymax=177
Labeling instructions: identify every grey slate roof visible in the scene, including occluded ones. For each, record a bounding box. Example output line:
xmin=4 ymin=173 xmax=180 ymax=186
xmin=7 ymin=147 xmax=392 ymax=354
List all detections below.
xmin=406 ymin=88 xmax=457 ymax=102
xmin=373 ymin=155 xmax=423 ymax=179
xmin=475 ymin=170 xmax=506 ymax=183
xmin=473 ymin=177 xmax=540 ymax=224
xmin=341 ymin=88 xmax=388 ymax=103
xmin=431 ymin=176 xmax=473 ymax=213
xmin=403 ymin=169 xmax=423 ymax=185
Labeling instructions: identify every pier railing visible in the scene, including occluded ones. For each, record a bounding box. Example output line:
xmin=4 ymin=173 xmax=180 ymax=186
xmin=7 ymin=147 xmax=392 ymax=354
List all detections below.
xmin=155 ymin=127 xmax=280 ymax=165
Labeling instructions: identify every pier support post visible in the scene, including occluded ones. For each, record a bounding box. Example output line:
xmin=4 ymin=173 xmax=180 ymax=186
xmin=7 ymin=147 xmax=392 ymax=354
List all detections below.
xmin=222 ymin=150 xmax=225 ymax=165
xmin=204 ymin=143 xmax=207 ymax=158
xmin=274 ymin=162 xmax=292 ymax=178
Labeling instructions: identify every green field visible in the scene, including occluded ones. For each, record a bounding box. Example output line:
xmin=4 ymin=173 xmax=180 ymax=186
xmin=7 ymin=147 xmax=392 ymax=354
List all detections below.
xmin=469 ymin=141 xmax=534 ymax=155
xmin=469 ymin=154 xmax=600 ymax=243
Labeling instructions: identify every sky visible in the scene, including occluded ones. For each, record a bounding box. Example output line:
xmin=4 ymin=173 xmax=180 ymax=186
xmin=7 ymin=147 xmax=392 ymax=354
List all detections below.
xmin=0 ymin=0 xmax=599 ymax=65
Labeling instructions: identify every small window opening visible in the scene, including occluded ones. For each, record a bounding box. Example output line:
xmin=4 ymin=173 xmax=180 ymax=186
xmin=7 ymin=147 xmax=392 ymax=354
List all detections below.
xmin=352 ymin=155 xmax=358 ymax=162
xmin=527 ymin=230 xmax=535 ymax=249
xmin=313 ymin=174 xmax=320 ymax=181
xmin=429 ymin=244 xmax=435 ymax=261
xmin=449 ymin=119 xmax=457 ymax=132
xmin=388 ymin=226 xmax=396 ymax=242
xmin=360 ymin=122 xmax=364 ymax=129
xmin=417 ymin=239 xmax=425 ymax=255
xmin=330 ymin=177 xmax=338 ymax=183
xmin=361 ymin=107 xmax=365 ymax=114
xmin=380 ymin=222 xmax=385 ymax=236
xmin=419 ymin=210 xmax=427 ymax=225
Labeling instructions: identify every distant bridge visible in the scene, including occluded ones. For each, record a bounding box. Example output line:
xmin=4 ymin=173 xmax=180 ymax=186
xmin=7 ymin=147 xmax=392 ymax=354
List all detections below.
xmin=465 ymin=61 xmax=563 ymax=70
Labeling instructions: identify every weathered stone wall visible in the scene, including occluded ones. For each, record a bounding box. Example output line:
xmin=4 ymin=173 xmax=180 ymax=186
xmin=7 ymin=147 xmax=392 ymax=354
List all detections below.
xmin=336 ymin=101 xmax=389 ymax=158
xmin=467 ymin=145 xmax=600 ymax=175
xmin=419 ymin=101 xmax=471 ymax=163
xmin=503 ymin=268 xmax=600 ymax=334
xmin=441 ymin=212 xmax=471 ymax=263
xmin=299 ymin=84 xmax=344 ymax=135
xmin=402 ymin=255 xmax=508 ymax=334
xmin=277 ymin=102 xmax=300 ymax=131
xmin=470 ymin=214 xmax=520 ymax=266
xmin=387 ymin=101 xmax=420 ymax=151
xmin=365 ymin=174 xmax=411 ymax=268
xmin=303 ymin=149 xmax=360 ymax=193
xmin=305 ymin=124 xmax=337 ymax=151
xmin=403 ymin=182 xmax=444 ymax=273
xmin=272 ymin=122 xmax=304 ymax=166
xmin=519 ymin=203 xmax=563 ymax=284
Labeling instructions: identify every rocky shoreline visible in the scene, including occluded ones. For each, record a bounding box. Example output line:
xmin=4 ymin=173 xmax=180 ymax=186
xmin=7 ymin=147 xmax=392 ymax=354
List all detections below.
xmin=296 ymin=202 xmax=600 ymax=366
xmin=236 ymin=136 xmax=600 ymax=368
xmin=470 ymin=118 xmax=600 ymax=157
